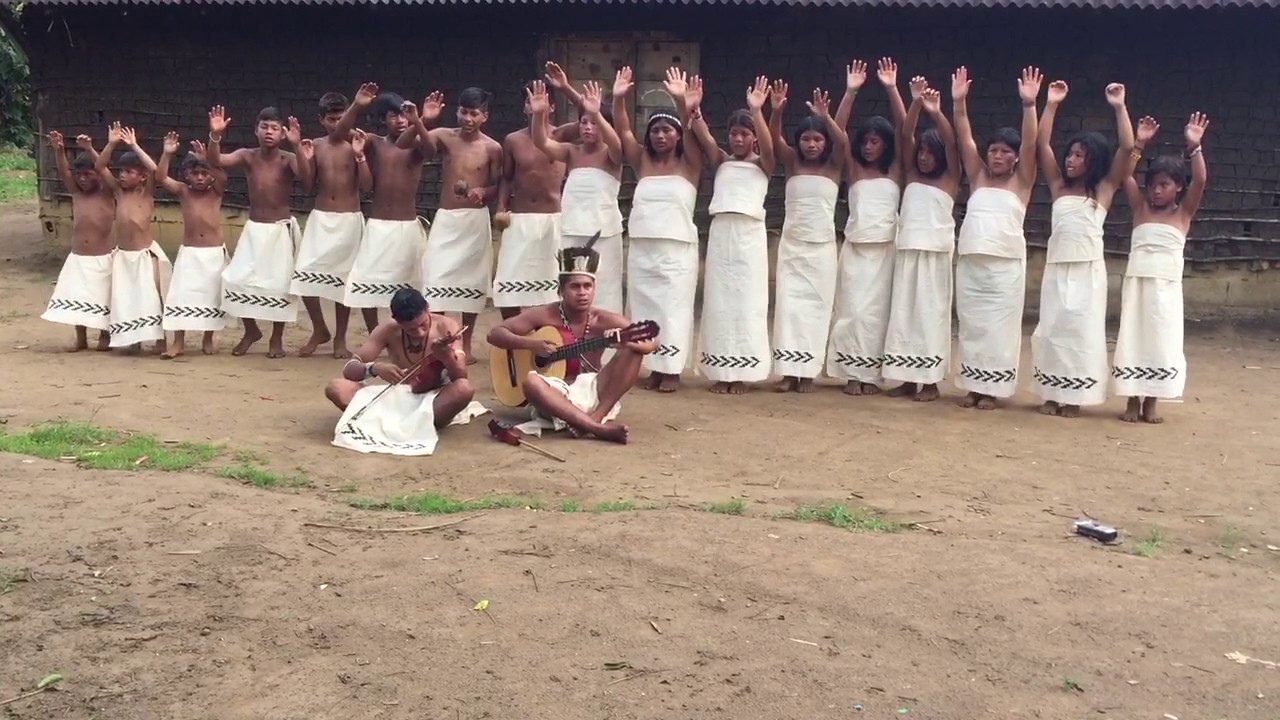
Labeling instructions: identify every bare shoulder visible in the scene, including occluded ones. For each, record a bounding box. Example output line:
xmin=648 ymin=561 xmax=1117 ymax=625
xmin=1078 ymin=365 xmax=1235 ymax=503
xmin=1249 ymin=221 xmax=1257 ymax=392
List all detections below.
xmin=503 ymin=130 xmax=528 ymax=147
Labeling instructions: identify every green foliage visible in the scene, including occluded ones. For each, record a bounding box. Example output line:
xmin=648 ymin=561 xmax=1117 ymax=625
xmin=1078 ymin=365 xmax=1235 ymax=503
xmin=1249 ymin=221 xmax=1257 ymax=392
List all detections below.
xmin=0 ymin=420 xmax=217 ymax=471
xmin=0 ymin=23 xmax=32 ymax=149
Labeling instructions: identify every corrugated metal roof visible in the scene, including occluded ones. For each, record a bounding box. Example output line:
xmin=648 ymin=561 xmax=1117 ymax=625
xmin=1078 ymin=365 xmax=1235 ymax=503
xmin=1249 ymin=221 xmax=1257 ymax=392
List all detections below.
xmin=12 ymin=0 xmax=1280 ymax=7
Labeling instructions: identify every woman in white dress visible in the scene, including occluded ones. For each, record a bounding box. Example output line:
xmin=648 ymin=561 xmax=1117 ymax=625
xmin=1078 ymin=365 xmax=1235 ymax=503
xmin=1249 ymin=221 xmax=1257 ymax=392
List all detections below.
xmin=828 ymin=58 xmax=907 ymax=396
xmin=951 ymin=66 xmax=1042 ymax=410
xmin=1031 ymin=80 xmax=1136 ymax=418
xmin=767 ymin=79 xmax=848 ymax=393
xmin=882 ymin=79 xmax=961 ymax=403
xmin=613 ymin=66 xmax=705 ymax=393
xmin=687 ymin=76 xmax=776 ymax=394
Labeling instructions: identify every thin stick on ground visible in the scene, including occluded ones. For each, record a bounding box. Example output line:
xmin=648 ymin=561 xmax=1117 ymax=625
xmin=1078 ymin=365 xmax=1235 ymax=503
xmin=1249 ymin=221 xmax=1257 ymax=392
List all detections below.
xmin=307 ymin=541 xmax=338 ymax=556
xmin=606 ymin=669 xmax=669 ymax=686
xmin=0 ymin=687 xmax=50 ymax=707
xmin=302 ymin=513 xmax=485 ymax=534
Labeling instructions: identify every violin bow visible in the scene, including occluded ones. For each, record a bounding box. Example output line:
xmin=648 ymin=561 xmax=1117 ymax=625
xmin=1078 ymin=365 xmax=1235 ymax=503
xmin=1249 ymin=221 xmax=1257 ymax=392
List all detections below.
xmin=348 ymin=330 xmax=463 ymax=423
xmin=488 ymin=419 xmax=566 ymax=463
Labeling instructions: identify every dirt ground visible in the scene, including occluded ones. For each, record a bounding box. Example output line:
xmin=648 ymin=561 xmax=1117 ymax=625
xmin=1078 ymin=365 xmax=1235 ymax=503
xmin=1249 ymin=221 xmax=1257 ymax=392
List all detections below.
xmin=1 ymin=202 xmax=1278 ymax=719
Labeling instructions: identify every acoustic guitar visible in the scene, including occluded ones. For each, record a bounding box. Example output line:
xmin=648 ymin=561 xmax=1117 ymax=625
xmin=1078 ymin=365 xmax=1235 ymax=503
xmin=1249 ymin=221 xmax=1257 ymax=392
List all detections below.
xmin=489 ymin=320 xmax=660 ymax=407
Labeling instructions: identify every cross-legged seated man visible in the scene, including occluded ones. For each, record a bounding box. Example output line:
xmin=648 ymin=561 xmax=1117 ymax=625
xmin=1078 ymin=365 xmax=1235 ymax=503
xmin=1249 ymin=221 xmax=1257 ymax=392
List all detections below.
xmin=486 ymin=247 xmax=654 ymax=444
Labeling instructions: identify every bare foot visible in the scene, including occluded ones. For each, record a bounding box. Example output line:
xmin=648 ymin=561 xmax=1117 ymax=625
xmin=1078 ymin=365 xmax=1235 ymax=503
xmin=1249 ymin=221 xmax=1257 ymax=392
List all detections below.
xmin=95 ymin=332 xmax=111 ymax=351
xmin=958 ymin=392 xmax=980 ymax=408
xmin=887 ymin=383 xmax=917 ymax=399
xmin=859 ymin=383 xmax=881 ymax=396
xmin=644 ymin=373 xmax=663 ymax=391
xmin=121 ymin=343 xmax=142 ymax=356
xmin=975 ymin=395 xmax=997 ymax=410
xmin=202 ymin=334 xmax=217 ymax=355
xmin=592 ymin=420 xmax=630 ymax=444
xmin=267 ymin=337 xmax=286 ymax=359
xmin=913 ymin=384 xmax=940 ymax=403
xmin=1120 ymin=397 xmax=1142 ymax=423
xmin=1038 ymin=401 xmax=1060 ymax=416
xmin=232 ymin=327 xmax=263 ymax=356
xmin=842 ymin=381 xmax=864 ymax=396
xmin=657 ymin=374 xmax=680 ymax=393
xmin=298 ymin=330 xmax=331 ymax=358
xmin=1141 ymin=397 xmax=1163 ymax=424
xmin=1059 ymin=404 xmax=1081 ymax=418
xmin=465 ymin=354 xmax=478 ymax=366
xmin=773 ymin=377 xmax=797 ymax=393
xmin=151 ymin=340 xmax=167 ymax=356
xmin=463 ymin=337 xmax=477 ymax=366
xmin=728 ymin=382 xmax=748 ymax=395
xmin=330 ymin=341 xmax=349 ymax=359
xmin=160 ymin=344 xmax=184 ymax=360
xmin=795 ymin=378 xmax=816 ymax=394
xmin=66 ymin=342 xmax=88 ymax=353
xmin=709 ymin=382 xmax=732 ymax=394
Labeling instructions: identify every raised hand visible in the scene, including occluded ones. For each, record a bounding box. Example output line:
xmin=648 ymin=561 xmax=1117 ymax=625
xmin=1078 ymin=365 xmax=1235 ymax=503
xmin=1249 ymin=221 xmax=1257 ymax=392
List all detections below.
xmin=297 ymin=138 xmax=314 ymax=161
xmin=107 ymin=121 xmax=124 ymax=145
xmin=613 ymin=66 xmax=634 ymax=97
xmin=75 ymin=134 xmax=93 ymax=150
xmin=921 ymin=87 xmax=942 ymax=114
xmin=951 ymin=67 xmax=971 ymax=101
xmin=119 ymin=125 xmax=138 ymax=148
xmin=400 ymin=100 xmax=419 ymax=123
xmin=163 ymin=131 xmax=180 ymax=155
xmin=1185 ymin=111 xmax=1209 ymax=149
xmin=663 ymin=66 xmax=689 ymax=98
xmin=1018 ymin=66 xmax=1043 ymax=106
xmin=544 ymin=61 xmax=569 ymax=89
xmin=746 ymin=75 xmax=769 ymax=111
xmin=846 ymin=60 xmax=868 ymax=92
xmin=1105 ymin=82 xmax=1125 ymax=108
xmin=47 ymin=131 xmax=64 ymax=149
xmin=686 ymin=75 xmax=704 ymax=112
xmin=189 ymin=140 xmax=207 ymax=159
xmin=581 ymin=81 xmax=603 ymax=115
xmin=770 ymin=79 xmax=789 ymax=109
xmin=909 ymin=75 xmax=928 ymax=101
xmin=1047 ymin=80 xmax=1068 ymax=105
xmin=421 ymin=91 xmax=444 ymax=122
xmin=877 ymin=57 xmax=898 ymax=87
xmin=351 ymin=128 xmax=367 ymax=156
xmin=1136 ymin=116 xmax=1159 ymax=145
xmin=208 ymin=106 xmax=230 ymax=136
xmin=355 ymin=82 xmax=379 ymax=108
xmin=807 ymin=88 xmax=831 ymax=118
xmin=527 ymin=80 xmax=551 ymax=115
xmin=285 ymin=116 xmax=302 ymax=146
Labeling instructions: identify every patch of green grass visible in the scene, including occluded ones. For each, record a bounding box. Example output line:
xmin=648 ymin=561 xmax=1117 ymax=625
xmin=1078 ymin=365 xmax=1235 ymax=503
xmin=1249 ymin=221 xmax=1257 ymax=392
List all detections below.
xmin=589 ymin=500 xmax=635 ymax=513
xmin=787 ymin=504 xmax=905 ymax=533
xmin=1 ymin=570 xmax=28 ymax=595
xmin=353 ymin=493 xmax=543 ymax=514
xmin=701 ymin=497 xmax=747 ymax=516
xmin=559 ymin=500 xmax=580 ymax=513
xmin=1132 ymin=526 xmax=1166 ymax=558
xmin=0 ymin=421 xmax=216 ymax=471
xmin=1061 ymin=677 xmax=1084 ymax=693
xmin=233 ymin=449 xmax=267 ymax=465
xmin=1217 ymin=526 xmax=1243 ymax=550
xmin=217 ymin=463 xmax=286 ymax=488
xmin=0 ymin=147 xmax=36 ymax=204
xmin=335 ymin=483 xmax=359 ymax=494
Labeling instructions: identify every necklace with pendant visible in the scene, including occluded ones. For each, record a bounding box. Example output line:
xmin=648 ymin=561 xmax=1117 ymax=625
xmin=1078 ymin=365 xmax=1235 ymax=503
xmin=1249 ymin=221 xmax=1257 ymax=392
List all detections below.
xmin=560 ymin=303 xmax=598 ymax=373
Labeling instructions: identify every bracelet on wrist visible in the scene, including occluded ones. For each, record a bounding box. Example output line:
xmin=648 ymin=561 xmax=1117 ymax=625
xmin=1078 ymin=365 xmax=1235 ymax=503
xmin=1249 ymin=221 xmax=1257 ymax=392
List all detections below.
xmin=355 ymin=155 xmax=367 ymax=164
xmin=1187 ymin=145 xmax=1203 ymax=158
xmin=363 ymin=362 xmax=375 ymax=380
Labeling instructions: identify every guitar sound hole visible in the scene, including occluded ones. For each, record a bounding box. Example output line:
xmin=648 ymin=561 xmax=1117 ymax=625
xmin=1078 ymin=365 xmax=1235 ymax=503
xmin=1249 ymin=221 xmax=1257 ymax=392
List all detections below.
xmin=534 ymin=355 xmax=548 ymax=369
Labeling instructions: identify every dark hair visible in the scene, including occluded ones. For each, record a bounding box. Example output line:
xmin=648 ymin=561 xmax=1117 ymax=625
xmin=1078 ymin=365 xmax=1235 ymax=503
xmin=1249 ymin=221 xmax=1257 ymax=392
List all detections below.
xmin=390 ymin=288 xmax=429 ymax=323
xmin=852 ymin=115 xmax=896 ymax=174
xmin=1059 ymin=131 xmax=1111 ymax=196
xmin=458 ymin=87 xmax=490 ymax=111
xmin=72 ymin=153 xmax=95 ymax=171
xmin=1144 ymin=155 xmax=1186 ymax=189
xmin=117 ymin=151 xmax=143 ymax=170
xmin=256 ymin=107 xmax=282 ymax=125
xmin=318 ymin=92 xmax=348 ymax=115
xmin=792 ymin=115 xmax=833 ymax=165
xmin=915 ymin=128 xmax=948 ymax=179
xmin=726 ymin=109 xmax=755 ymax=133
xmin=580 ymin=107 xmax=614 ymax=126
xmin=986 ymin=126 xmax=1021 ymax=154
xmin=373 ymin=92 xmax=405 ymax=120
xmin=643 ymin=110 xmax=684 ymax=159
xmin=180 ymin=152 xmax=209 ymax=173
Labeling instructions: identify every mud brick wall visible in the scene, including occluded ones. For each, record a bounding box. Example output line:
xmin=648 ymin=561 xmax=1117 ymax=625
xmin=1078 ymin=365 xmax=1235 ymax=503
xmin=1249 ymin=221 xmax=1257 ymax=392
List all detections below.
xmin=21 ymin=3 xmax=1280 ymax=262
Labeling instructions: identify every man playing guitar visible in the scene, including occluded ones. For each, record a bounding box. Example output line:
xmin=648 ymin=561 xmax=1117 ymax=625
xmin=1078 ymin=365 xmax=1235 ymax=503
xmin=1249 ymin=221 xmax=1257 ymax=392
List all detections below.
xmin=325 ymin=288 xmax=476 ymax=428
xmin=487 ymin=246 xmax=655 ymax=443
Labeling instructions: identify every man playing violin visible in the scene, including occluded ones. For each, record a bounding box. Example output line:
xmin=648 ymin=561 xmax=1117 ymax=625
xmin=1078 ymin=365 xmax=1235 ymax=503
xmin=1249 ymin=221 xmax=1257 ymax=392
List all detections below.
xmin=487 ymin=246 xmax=655 ymax=443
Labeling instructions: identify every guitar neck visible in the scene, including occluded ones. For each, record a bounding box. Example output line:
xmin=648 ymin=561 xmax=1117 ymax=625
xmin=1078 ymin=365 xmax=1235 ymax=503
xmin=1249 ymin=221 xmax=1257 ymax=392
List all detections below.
xmin=546 ymin=334 xmax=610 ymax=362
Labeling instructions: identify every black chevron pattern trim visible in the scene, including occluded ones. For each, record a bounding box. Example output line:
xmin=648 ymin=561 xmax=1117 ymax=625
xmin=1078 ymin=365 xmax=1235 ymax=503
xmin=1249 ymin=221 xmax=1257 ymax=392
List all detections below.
xmin=337 ymin=422 xmax=433 ymax=452
xmin=958 ymin=363 xmax=1017 ymax=385
xmin=653 ymin=344 xmax=681 ymax=358
xmin=224 ymin=291 xmax=291 ymax=309
xmin=292 ymin=270 xmax=345 ymax=288
xmin=700 ymin=353 xmax=763 ymax=369
xmin=1033 ymin=367 xmax=1100 ymax=390
xmin=164 ymin=305 xmax=226 ymax=319
xmin=882 ymin=353 xmax=944 ymax=370
xmin=47 ymin=298 xmax=109 ymax=316
xmin=108 ymin=315 xmax=162 ymax=334
xmin=772 ymin=349 xmax=816 ymax=364
xmin=495 ymin=280 xmax=559 ymax=293
xmin=1112 ymin=365 xmax=1180 ymax=382
xmin=423 ymin=286 xmax=486 ymax=300
xmin=348 ymin=281 xmax=413 ymax=296
xmin=833 ymin=352 xmax=883 ymax=369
